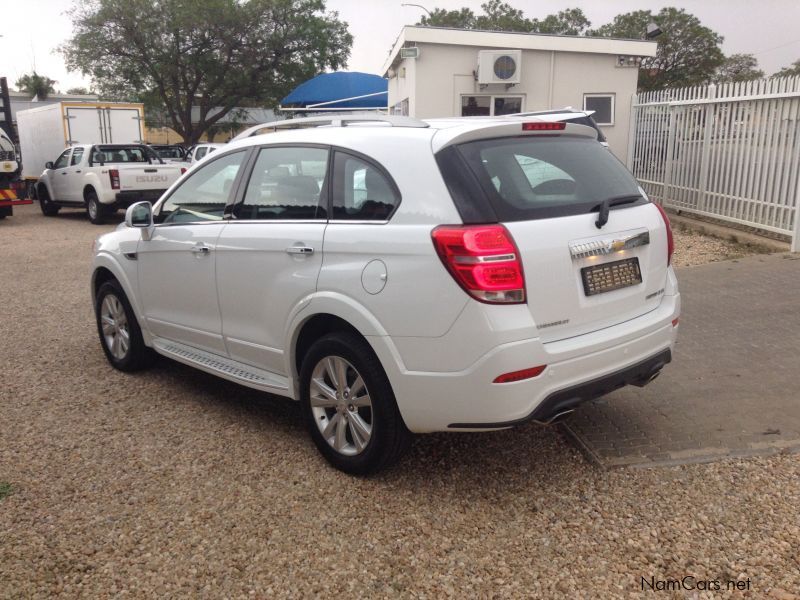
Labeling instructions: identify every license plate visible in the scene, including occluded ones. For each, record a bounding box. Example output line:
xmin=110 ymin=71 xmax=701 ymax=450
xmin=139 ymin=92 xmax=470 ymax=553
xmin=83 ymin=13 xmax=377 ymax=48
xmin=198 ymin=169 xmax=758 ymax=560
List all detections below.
xmin=581 ymin=258 xmax=642 ymax=296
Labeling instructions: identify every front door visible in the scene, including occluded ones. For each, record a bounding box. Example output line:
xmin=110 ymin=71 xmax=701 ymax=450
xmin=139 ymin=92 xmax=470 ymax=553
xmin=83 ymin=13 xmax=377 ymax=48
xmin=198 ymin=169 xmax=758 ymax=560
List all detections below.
xmin=137 ymin=149 xmax=248 ymax=354
xmin=215 ymin=145 xmax=330 ymax=374
xmin=49 ymin=148 xmax=72 ymax=201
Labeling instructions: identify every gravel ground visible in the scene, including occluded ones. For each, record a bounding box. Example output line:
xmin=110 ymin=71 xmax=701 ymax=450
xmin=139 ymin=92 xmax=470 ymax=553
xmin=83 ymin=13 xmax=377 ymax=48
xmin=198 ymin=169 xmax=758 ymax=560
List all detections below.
xmin=671 ymin=226 xmax=771 ymax=269
xmin=2 ymin=204 xmax=798 ymax=598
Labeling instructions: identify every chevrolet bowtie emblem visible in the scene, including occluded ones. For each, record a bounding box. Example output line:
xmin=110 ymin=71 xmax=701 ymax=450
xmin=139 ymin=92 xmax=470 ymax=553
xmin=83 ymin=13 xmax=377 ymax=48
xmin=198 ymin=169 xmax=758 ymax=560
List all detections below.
xmin=569 ymin=231 xmax=650 ymax=260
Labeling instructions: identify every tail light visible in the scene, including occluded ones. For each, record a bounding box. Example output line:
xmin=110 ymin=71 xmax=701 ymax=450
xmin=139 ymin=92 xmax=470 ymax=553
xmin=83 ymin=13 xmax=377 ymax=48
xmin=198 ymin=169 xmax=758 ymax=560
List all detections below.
xmin=180 ymin=167 xmax=187 ymax=175
xmin=431 ymin=224 xmax=525 ymax=304
xmin=109 ymin=169 xmax=120 ymax=190
xmin=653 ymin=202 xmax=674 ymax=265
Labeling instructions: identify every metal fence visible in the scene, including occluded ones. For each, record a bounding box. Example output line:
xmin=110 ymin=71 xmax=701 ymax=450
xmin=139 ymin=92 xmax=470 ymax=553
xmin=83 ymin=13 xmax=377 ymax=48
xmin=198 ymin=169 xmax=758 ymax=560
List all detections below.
xmin=627 ymin=76 xmax=800 ymax=251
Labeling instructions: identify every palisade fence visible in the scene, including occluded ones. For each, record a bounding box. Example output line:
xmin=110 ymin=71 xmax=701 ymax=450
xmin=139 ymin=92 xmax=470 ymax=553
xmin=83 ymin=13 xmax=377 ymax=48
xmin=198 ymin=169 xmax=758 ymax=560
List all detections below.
xmin=627 ymin=76 xmax=800 ymax=251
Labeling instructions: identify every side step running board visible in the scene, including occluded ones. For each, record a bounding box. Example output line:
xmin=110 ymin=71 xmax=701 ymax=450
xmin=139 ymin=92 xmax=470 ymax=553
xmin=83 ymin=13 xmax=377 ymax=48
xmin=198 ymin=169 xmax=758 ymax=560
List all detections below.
xmin=151 ymin=338 xmax=290 ymax=394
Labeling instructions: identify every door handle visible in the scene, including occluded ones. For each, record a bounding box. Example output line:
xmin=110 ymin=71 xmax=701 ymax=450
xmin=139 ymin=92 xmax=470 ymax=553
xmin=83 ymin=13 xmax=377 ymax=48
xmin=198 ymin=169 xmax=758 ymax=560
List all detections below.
xmin=61 ymin=172 xmax=68 ymax=175
xmin=75 ymin=170 xmax=81 ymax=173
xmin=285 ymin=246 xmax=314 ymax=255
xmin=191 ymin=244 xmax=210 ymax=255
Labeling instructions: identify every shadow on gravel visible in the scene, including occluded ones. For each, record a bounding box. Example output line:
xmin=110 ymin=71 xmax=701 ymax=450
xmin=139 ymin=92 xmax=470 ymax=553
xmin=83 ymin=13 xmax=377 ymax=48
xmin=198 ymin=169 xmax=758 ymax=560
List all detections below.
xmin=143 ymin=356 xmax=588 ymax=497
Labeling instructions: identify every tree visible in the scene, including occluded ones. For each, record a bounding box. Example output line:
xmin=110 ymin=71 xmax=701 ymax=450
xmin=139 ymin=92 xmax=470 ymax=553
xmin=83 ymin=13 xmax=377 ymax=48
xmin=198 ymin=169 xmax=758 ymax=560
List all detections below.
xmin=531 ymin=8 xmax=591 ymax=36
xmin=474 ymin=0 xmax=532 ymax=32
xmin=65 ymin=86 xmax=91 ymax=95
xmin=773 ymin=59 xmax=800 ymax=78
xmin=590 ymin=7 xmax=725 ymax=91
xmin=714 ymin=54 xmax=764 ymax=83
xmin=62 ymin=0 xmax=352 ymax=144
xmin=419 ymin=7 xmax=476 ymax=29
xmin=15 ymin=71 xmax=57 ymax=100
xmin=418 ymin=2 xmax=590 ymax=35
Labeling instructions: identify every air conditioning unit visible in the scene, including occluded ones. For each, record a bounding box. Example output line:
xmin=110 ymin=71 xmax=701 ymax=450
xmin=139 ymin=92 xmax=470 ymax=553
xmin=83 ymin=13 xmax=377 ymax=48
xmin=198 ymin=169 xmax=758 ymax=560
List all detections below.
xmin=400 ymin=47 xmax=420 ymax=59
xmin=477 ymin=50 xmax=522 ymax=85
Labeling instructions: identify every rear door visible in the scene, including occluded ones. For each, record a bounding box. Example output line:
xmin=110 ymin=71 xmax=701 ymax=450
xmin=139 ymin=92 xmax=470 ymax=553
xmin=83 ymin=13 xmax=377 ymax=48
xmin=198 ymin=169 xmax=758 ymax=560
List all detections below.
xmin=451 ymin=133 xmax=670 ymax=342
xmin=105 ymin=107 xmax=143 ymax=144
xmin=215 ymin=145 xmax=329 ymax=374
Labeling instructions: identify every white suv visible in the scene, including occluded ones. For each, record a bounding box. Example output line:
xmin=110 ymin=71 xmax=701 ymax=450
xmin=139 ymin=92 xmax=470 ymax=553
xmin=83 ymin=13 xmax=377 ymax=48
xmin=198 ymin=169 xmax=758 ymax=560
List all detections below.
xmin=91 ymin=115 xmax=680 ymax=474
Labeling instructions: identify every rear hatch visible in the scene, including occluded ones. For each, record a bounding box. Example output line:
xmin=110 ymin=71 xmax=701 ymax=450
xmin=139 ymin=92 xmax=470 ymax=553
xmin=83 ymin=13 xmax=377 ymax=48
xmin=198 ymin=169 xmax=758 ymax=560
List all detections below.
xmin=440 ymin=129 xmax=670 ymax=343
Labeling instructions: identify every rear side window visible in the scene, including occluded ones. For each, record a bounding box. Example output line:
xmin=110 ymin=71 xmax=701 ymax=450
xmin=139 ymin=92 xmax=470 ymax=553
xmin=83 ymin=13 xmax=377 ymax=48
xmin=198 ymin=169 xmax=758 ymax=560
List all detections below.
xmin=453 ymin=135 xmax=643 ymax=222
xmin=332 ymin=152 xmax=399 ymax=221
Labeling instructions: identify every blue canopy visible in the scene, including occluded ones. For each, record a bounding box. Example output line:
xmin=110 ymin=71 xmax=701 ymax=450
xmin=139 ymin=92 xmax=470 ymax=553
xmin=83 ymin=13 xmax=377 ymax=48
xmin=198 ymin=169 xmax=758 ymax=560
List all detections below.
xmin=281 ymin=72 xmax=388 ymax=109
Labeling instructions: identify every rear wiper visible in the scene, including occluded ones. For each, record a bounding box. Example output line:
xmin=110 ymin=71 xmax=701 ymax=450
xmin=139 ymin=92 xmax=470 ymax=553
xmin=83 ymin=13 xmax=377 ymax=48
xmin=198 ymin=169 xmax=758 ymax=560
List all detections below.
xmin=592 ymin=194 xmax=643 ymax=229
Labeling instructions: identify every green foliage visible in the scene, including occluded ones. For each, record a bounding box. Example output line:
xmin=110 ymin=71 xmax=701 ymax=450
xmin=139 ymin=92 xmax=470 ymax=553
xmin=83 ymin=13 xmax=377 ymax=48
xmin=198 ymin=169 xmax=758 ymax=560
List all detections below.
xmin=773 ymin=59 xmax=800 ymax=78
xmin=419 ymin=8 xmax=476 ymax=29
xmin=714 ymin=54 xmax=764 ymax=83
xmin=65 ymin=87 xmax=91 ymax=95
xmin=418 ymin=2 xmax=590 ymax=34
xmin=474 ymin=0 xmax=531 ymax=32
xmin=15 ymin=72 xmax=57 ymax=100
xmin=589 ymin=7 xmax=725 ymax=91
xmin=531 ymin=8 xmax=591 ymax=35
xmin=0 ymin=482 xmax=12 ymax=501
xmin=62 ymin=0 xmax=353 ymax=144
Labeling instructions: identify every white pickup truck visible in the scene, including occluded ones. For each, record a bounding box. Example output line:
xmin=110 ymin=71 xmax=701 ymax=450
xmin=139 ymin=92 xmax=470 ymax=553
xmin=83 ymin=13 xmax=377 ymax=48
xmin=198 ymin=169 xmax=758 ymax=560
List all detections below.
xmin=36 ymin=144 xmax=185 ymax=224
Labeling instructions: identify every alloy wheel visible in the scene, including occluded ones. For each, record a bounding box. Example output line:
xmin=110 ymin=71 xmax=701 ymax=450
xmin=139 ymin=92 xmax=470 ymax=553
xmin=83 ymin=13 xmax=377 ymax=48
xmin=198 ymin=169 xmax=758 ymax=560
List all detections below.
xmin=100 ymin=293 xmax=130 ymax=360
xmin=309 ymin=356 xmax=373 ymax=456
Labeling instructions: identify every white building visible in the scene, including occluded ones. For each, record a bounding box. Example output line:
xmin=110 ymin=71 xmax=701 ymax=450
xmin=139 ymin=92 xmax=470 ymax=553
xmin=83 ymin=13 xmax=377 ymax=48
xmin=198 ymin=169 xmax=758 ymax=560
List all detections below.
xmin=382 ymin=26 xmax=657 ymax=160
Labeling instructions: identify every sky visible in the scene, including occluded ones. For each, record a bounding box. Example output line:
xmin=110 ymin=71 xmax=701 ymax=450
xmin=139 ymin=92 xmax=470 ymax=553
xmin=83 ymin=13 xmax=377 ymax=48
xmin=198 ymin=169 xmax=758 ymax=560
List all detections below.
xmin=2 ymin=0 xmax=800 ymax=92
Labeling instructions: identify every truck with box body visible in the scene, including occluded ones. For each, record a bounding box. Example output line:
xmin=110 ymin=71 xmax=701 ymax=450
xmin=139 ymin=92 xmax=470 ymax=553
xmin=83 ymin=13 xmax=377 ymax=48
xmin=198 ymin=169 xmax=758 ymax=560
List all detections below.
xmin=0 ymin=77 xmax=33 ymax=219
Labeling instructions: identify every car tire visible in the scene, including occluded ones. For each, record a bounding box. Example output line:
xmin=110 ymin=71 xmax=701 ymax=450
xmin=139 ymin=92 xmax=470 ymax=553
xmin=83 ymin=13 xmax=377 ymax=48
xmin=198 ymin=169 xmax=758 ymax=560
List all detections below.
xmin=95 ymin=280 xmax=154 ymax=372
xmin=299 ymin=332 xmax=411 ymax=475
xmin=86 ymin=190 xmax=107 ymax=225
xmin=38 ymin=186 xmax=60 ymax=216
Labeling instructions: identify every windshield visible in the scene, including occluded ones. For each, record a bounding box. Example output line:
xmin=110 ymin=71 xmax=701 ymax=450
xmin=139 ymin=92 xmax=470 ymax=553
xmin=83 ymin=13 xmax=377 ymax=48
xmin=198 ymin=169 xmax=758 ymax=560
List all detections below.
xmin=453 ymin=135 xmax=643 ymax=221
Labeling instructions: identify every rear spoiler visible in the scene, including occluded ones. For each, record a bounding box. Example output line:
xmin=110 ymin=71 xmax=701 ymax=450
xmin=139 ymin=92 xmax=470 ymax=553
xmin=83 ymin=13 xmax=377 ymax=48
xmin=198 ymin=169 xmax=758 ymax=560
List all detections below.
xmin=431 ymin=120 xmax=599 ymax=154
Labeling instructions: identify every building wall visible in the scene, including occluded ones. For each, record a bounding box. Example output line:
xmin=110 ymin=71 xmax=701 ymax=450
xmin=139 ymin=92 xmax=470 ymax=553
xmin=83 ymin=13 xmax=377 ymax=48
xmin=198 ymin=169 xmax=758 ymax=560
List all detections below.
xmin=388 ymin=43 xmax=639 ymax=161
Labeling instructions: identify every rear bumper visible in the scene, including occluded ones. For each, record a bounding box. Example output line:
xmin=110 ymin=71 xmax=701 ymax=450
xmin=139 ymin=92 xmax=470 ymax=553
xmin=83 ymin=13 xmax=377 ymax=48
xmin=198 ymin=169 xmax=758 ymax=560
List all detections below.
xmin=375 ymin=291 xmax=680 ymax=433
xmin=114 ymin=189 xmax=166 ymax=206
xmin=448 ymin=348 xmax=671 ymax=428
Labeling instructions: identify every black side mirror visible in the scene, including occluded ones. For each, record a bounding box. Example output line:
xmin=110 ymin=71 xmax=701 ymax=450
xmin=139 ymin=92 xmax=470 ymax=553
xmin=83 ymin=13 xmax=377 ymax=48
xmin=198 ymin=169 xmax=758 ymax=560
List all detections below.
xmin=45 ymin=161 xmax=54 ymax=169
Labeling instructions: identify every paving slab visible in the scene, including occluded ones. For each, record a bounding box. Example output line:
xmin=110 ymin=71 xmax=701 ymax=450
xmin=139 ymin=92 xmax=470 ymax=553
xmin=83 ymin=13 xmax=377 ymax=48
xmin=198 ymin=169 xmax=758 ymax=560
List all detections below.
xmin=562 ymin=252 xmax=800 ymax=468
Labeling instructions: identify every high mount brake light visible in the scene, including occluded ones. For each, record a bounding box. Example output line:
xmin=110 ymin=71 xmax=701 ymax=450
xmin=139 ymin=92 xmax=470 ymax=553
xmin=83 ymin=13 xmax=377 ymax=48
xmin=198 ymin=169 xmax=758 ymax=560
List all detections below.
xmin=653 ymin=202 xmax=674 ymax=265
xmin=522 ymin=122 xmax=566 ymax=131
xmin=431 ymin=224 xmax=526 ymax=304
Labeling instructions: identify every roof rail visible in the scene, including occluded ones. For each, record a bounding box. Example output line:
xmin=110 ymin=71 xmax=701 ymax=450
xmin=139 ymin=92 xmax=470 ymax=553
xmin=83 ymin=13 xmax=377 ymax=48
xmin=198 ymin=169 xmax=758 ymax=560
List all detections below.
xmin=230 ymin=114 xmax=429 ymax=141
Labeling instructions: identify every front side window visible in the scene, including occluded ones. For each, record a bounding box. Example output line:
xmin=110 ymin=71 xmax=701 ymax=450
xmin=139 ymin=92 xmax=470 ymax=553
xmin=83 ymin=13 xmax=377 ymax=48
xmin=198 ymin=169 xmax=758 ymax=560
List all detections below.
xmin=237 ymin=146 xmax=328 ymax=220
xmin=583 ymin=94 xmax=615 ymax=126
xmin=157 ymin=150 xmax=246 ymax=224
xmin=332 ymin=152 xmax=399 ymax=221
xmin=53 ymin=149 xmax=71 ymax=170
xmin=70 ymin=148 xmax=84 ymax=166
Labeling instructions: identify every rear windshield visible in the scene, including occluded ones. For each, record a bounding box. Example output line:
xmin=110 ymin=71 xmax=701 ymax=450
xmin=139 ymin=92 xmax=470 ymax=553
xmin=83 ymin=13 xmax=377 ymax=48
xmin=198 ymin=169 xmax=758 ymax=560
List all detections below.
xmin=453 ymin=135 xmax=643 ymax=222
xmin=94 ymin=146 xmax=153 ymax=163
